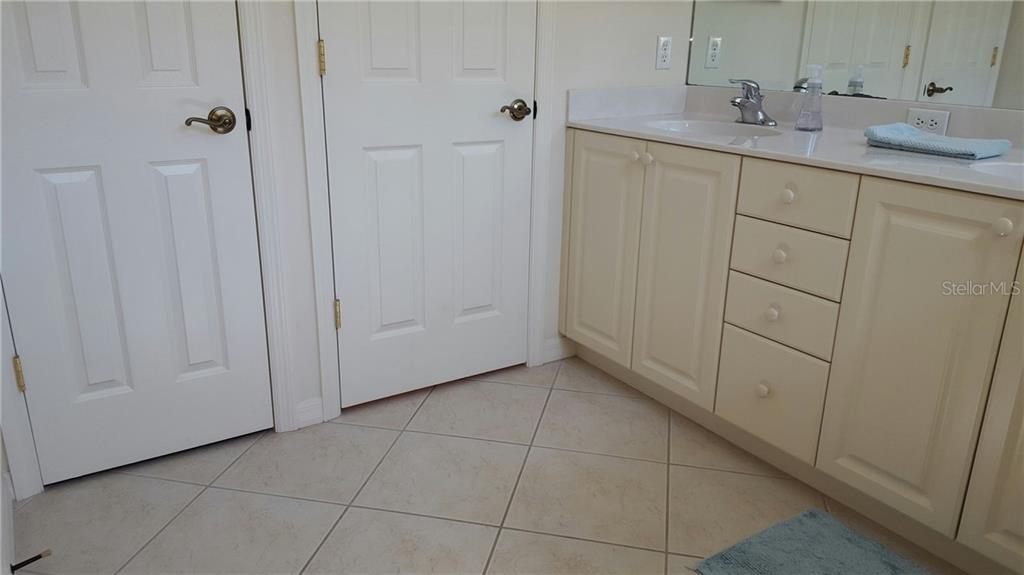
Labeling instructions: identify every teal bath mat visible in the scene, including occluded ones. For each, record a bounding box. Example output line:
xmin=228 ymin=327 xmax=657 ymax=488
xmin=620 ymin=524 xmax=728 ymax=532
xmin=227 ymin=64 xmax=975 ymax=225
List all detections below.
xmin=696 ymin=508 xmax=932 ymax=575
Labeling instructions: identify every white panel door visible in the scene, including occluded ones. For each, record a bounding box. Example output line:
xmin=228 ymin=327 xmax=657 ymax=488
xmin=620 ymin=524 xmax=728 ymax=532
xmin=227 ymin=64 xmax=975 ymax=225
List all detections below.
xmin=918 ymin=1 xmax=1012 ymax=106
xmin=631 ymin=143 xmax=739 ymax=409
xmin=321 ymin=1 xmax=536 ymax=406
xmin=2 ymin=1 xmax=272 ymax=483
xmin=800 ymin=0 xmax=929 ymax=100
xmin=817 ymin=177 xmax=1024 ymax=535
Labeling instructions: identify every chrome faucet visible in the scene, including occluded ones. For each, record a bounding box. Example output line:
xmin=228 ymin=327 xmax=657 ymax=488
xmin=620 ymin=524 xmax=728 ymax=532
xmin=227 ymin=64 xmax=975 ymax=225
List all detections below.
xmin=729 ymin=79 xmax=777 ymax=127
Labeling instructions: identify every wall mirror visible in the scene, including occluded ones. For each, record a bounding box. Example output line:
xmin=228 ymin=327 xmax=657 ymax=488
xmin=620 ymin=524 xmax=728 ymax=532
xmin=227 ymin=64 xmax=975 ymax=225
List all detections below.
xmin=687 ymin=0 xmax=1024 ymax=110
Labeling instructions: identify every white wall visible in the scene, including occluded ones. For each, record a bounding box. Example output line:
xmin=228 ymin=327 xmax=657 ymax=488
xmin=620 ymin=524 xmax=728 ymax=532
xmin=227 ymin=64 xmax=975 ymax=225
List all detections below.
xmin=534 ymin=1 xmax=693 ymax=364
xmin=994 ymin=0 xmax=1024 ymax=110
xmin=687 ymin=0 xmax=806 ymax=92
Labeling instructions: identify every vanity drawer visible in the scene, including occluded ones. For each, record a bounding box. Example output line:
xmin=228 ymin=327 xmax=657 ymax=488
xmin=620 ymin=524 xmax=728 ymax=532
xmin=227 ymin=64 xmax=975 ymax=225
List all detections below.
xmin=738 ymin=158 xmax=859 ymax=238
xmin=725 ymin=271 xmax=839 ymax=360
xmin=716 ymin=325 xmax=830 ymax=464
xmin=730 ymin=216 xmax=849 ymax=301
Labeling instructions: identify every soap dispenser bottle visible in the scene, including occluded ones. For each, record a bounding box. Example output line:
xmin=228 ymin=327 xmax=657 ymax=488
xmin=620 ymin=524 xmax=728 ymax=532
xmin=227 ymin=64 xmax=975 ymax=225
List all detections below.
xmin=847 ymin=65 xmax=865 ymax=95
xmin=796 ymin=64 xmax=823 ymax=132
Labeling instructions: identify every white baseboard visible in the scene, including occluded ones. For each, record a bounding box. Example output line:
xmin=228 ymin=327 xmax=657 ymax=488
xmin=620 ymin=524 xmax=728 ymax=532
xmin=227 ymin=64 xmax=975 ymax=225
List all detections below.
xmin=294 ymin=398 xmax=325 ymax=430
xmin=536 ymin=336 xmax=575 ymax=366
xmin=2 ymin=471 xmax=14 ymax=569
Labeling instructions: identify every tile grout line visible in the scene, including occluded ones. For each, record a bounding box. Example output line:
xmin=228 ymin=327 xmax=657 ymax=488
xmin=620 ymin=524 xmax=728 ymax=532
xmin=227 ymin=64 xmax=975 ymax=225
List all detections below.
xmin=480 ymin=361 xmax=562 ymax=574
xmin=667 ymin=460 xmax=788 ymax=480
xmin=468 ymin=375 xmax=644 ymax=400
xmin=498 ymin=525 xmax=671 ymax=555
xmin=665 ymin=411 xmax=672 ymax=574
xmin=334 ymin=418 xmax=673 ymax=465
xmin=111 ymin=422 xmax=787 ymax=503
xmin=298 ymin=385 xmax=437 ymax=575
xmin=112 ymin=430 xmax=268 ymax=574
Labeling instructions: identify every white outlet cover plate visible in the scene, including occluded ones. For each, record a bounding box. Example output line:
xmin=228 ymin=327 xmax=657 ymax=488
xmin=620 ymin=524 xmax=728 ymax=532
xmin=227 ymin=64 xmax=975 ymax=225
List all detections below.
xmin=907 ymin=107 xmax=950 ymax=136
xmin=705 ymin=36 xmax=721 ymax=69
xmin=657 ymin=36 xmax=673 ymax=70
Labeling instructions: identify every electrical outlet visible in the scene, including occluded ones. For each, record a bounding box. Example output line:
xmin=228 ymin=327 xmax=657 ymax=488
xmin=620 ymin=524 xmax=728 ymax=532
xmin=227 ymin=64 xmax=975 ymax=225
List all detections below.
xmin=907 ymin=108 xmax=950 ymax=136
xmin=705 ymin=36 xmax=722 ymax=69
xmin=656 ymin=36 xmax=673 ymax=70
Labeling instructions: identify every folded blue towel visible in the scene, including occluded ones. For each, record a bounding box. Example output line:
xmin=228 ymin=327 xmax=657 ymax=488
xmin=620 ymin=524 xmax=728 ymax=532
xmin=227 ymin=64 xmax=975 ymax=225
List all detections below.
xmin=864 ymin=122 xmax=1011 ymax=160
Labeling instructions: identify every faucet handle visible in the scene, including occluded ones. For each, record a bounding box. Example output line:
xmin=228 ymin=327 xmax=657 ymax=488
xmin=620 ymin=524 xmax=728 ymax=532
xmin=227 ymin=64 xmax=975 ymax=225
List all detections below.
xmin=729 ymin=78 xmax=762 ymax=99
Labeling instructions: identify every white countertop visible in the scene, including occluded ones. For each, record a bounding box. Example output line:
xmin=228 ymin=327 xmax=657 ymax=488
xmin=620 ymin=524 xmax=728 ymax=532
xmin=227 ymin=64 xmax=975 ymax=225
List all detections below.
xmin=567 ymin=113 xmax=1024 ymax=201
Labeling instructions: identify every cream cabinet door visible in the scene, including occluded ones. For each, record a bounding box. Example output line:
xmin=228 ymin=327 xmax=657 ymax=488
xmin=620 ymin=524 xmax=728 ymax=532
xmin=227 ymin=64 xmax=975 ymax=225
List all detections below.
xmin=958 ymin=251 xmax=1024 ymax=571
xmin=564 ymin=131 xmax=646 ymax=367
xmin=631 ymin=143 xmax=739 ymax=409
xmin=818 ymin=177 xmax=1024 ymax=535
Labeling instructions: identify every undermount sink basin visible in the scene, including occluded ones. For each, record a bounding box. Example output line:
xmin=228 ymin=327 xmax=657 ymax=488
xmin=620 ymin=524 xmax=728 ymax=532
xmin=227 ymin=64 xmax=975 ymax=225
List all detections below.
xmin=645 ymin=119 xmax=782 ymax=138
xmin=969 ymin=161 xmax=1024 ymax=181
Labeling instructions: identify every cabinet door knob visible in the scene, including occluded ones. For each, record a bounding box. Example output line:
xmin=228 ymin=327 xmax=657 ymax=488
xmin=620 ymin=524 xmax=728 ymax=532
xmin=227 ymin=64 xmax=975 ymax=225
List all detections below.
xmin=764 ymin=305 xmax=781 ymax=322
xmin=755 ymin=382 xmax=771 ymax=398
xmin=781 ymin=188 xmax=797 ymax=204
xmin=994 ymin=217 xmax=1014 ymax=237
xmin=772 ymin=247 xmax=788 ymax=264
xmin=642 ymin=152 xmax=655 ymax=165
xmin=631 ymin=150 xmax=641 ymax=162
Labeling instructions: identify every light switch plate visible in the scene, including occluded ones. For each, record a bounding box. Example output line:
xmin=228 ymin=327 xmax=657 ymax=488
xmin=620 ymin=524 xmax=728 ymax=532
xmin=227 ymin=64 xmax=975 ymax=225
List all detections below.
xmin=656 ymin=36 xmax=673 ymax=70
xmin=705 ymin=36 xmax=722 ymax=69
xmin=907 ymin=107 xmax=950 ymax=135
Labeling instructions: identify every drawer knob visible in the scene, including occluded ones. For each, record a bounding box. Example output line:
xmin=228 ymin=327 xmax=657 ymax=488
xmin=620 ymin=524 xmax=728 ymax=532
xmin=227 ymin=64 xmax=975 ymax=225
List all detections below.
xmin=781 ymin=188 xmax=797 ymax=204
xmin=994 ymin=217 xmax=1014 ymax=237
xmin=772 ymin=247 xmax=788 ymax=264
xmin=756 ymin=382 xmax=772 ymax=398
xmin=631 ymin=150 xmax=641 ymax=162
xmin=764 ymin=305 xmax=781 ymax=322
xmin=642 ymin=152 xmax=655 ymax=165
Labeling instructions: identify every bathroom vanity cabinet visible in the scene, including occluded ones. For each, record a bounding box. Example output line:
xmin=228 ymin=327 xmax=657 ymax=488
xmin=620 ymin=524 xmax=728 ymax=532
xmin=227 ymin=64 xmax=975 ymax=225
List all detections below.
xmin=563 ymin=129 xmax=739 ymax=410
xmin=561 ymin=128 xmax=1024 ymax=573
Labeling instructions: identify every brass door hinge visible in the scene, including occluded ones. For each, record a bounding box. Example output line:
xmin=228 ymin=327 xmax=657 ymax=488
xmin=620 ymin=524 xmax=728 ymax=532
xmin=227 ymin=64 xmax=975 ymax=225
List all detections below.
xmin=334 ymin=298 xmax=342 ymax=330
xmin=902 ymin=45 xmax=911 ymax=69
xmin=318 ymin=39 xmax=326 ymax=76
xmin=991 ymin=46 xmax=999 ymax=67
xmin=12 ymin=355 xmax=25 ymax=393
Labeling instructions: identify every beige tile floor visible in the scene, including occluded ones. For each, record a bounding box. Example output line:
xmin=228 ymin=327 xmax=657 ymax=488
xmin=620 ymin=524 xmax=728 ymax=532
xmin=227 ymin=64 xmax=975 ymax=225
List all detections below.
xmin=15 ymin=357 xmax=965 ymax=575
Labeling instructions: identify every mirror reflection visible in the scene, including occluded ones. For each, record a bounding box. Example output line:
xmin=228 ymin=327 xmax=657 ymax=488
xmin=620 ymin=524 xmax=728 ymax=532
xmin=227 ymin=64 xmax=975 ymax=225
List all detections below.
xmin=688 ymin=0 xmax=1024 ymax=110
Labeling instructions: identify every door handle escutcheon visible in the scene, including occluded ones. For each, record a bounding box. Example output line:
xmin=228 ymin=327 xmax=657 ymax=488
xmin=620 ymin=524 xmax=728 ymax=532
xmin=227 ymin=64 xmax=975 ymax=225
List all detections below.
xmin=185 ymin=106 xmax=237 ymax=134
xmin=500 ymin=99 xmax=532 ymax=121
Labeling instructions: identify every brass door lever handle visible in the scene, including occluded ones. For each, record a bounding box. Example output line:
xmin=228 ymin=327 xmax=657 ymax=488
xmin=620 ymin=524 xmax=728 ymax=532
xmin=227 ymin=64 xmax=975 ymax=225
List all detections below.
xmin=924 ymin=82 xmax=954 ymax=97
xmin=185 ymin=106 xmax=236 ymax=134
xmin=500 ymin=99 xmax=532 ymax=121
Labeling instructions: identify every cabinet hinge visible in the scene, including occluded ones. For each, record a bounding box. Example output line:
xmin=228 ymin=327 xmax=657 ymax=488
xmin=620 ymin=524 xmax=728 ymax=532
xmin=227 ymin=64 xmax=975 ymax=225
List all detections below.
xmin=991 ymin=46 xmax=999 ymax=67
xmin=902 ymin=45 xmax=911 ymax=69
xmin=12 ymin=355 xmax=25 ymax=394
xmin=245 ymin=108 xmax=252 ymax=131
xmin=318 ymin=39 xmax=326 ymax=76
xmin=334 ymin=298 xmax=342 ymax=330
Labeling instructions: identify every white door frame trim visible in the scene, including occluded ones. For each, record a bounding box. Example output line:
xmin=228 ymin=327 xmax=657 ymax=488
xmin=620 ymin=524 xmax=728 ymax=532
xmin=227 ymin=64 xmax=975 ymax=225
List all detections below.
xmin=293 ymin=0 xmax=342 ymax=422
xmin=237 ymin=0 xmax=340 ymax=431
xmin=528 ymin=1 xmax=575 ymax=367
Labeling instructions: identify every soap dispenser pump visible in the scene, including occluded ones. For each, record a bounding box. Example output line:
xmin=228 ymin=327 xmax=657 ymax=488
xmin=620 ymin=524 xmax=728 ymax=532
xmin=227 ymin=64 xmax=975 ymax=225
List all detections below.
xmin=796 ymin=64 xmax=823 ymax=132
